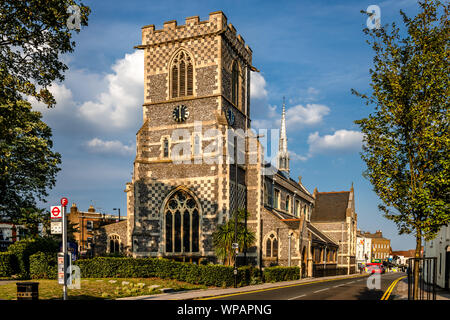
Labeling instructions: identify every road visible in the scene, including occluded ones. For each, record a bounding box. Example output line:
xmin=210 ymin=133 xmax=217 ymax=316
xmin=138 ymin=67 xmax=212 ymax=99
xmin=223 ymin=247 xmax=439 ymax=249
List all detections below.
xmin=206 ymin=272 xmax=406 ymax=300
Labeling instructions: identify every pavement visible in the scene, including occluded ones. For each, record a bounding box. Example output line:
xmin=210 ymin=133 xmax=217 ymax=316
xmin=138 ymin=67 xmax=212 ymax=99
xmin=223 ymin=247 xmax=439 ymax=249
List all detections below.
xmin=118 ymin=272 xmax=371 ymax=300
xmin=392 ymin=277 xmax=450 ymax=300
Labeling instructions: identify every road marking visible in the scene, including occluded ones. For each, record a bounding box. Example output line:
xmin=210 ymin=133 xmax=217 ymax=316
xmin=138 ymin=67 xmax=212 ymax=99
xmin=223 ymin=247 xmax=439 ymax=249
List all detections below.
xmin=313 ymin=288 xmax=329 ymax=293
xmin=346 ymin=281 xmax=355 ymax=285
xmin=198 ymin=274 xmax=369 ymax=300
xmin=288 ymin=294 xmax=306 ymax=300
xmin=333 ymin=284 xmax=344 ymax=288
xmin=381 ymin=276 xmax=406 ymax=300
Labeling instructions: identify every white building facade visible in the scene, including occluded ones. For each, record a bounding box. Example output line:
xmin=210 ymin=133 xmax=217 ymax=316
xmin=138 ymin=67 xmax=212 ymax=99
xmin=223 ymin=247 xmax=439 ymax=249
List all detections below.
xmin=356 ymin=236 xmax=372 ymax=265
xmin=424 ymin=224 xmax=450 ymax=290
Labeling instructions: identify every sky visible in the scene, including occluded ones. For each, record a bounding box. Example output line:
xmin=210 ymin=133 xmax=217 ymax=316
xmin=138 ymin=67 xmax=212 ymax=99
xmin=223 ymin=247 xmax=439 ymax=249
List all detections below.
xmin=32 ymin=0 xmax=423 ymax=251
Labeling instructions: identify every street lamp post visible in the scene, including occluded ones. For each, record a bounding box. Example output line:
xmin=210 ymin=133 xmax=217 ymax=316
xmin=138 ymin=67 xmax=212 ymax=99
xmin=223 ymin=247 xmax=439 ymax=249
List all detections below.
xmin=113 ymin=208 xmax=121 ymax=222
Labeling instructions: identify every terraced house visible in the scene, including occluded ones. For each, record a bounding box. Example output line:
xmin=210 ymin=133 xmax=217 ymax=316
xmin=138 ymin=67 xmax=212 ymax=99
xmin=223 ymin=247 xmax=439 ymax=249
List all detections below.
xmin=123 ymin=11 xmax=356 ymax=277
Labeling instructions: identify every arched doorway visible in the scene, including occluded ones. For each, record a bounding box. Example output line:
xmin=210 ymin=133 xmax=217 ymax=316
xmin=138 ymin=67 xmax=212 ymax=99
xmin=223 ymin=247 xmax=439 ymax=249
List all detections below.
xmin=445 ymin=245 xmax=450 ymax=291
xmin=302 ymin=246 xmax=307 ymax=278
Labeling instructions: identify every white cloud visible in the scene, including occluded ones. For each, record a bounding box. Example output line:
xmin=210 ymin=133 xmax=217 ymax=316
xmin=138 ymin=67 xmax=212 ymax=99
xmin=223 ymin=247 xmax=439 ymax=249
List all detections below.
xmin=84 ymin=138 xmax=135 ymax=156
xmin=286 ymin=103 xmax=330 ymax=127
xmin=78 ymin=50 xmax=144 ymax=130
xmin=250 ymin=72 xmax=268 ymax=99
xmin=307 ymin=130 xmax=364 ymax=155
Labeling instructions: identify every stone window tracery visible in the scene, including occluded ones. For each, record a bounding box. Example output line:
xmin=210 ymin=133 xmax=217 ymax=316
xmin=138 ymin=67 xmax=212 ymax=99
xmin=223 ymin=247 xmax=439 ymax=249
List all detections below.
xmin=165 ymin=189 xmax=200 ymax=253
xmin=171 ymin=50 xmax=194 ymax=98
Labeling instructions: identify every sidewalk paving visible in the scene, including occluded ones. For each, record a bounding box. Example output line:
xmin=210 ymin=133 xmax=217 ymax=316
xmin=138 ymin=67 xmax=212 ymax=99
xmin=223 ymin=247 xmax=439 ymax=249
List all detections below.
xmin=392 ymin=278 xmax=450 ymax=300
xmin=118 ymin=273 xmax=369 ymax=300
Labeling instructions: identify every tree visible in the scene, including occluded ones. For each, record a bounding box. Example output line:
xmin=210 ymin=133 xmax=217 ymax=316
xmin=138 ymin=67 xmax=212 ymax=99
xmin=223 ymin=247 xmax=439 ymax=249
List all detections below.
xmin=212 ymin=209 xmax=256 ymax=266
xmin=0 ymin=99 xmax=61 ymax=220
xmin=0 ymin=0 xmax=90 ymax=106
xmin=0 ymin=1 xmax=90 ymax=221
xmin=353 ymin=0 xmax=449 ymax=299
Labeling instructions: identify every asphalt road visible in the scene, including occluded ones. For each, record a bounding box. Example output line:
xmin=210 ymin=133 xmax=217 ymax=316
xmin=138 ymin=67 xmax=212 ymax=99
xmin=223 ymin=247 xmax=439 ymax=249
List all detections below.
xmin=209 ymin=272 xmax=406 ymax=300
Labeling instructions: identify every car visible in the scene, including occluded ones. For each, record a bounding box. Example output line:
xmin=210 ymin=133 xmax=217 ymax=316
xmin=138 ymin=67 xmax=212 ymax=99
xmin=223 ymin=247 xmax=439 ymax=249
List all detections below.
xmin=367 ymin=265 xmax=384 ymax=274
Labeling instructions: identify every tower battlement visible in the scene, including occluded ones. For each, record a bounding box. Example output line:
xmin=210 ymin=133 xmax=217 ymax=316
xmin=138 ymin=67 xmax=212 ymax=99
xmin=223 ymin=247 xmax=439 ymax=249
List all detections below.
xmin=139 ymin=11 xmax=252 ymax=64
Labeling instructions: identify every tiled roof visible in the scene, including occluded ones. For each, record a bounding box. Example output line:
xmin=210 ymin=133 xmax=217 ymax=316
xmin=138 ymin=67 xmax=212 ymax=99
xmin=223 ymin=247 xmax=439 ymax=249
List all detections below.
xmin=311 ymin=191 xmax=350 ymax=222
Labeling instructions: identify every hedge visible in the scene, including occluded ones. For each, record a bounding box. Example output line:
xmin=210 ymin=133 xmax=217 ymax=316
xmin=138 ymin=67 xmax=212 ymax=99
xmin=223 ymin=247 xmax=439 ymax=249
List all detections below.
xmin=7 ymin=238 xmax=59 ymax=279
xmin=29 ymin=252 xmax=57 ymax=280
xmin=263 ymin=266 xmax=300 ymax=282
xmin=0 ymin=252 xmax=17 ymax=277
xmin=74 ymin=257 xmax=262 ymax=288
xmin=28 ymin=255 xmax=306 ymax=288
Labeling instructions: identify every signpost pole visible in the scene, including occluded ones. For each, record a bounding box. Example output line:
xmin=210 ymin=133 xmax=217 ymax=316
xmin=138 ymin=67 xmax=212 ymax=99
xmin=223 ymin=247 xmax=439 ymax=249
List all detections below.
xmin=62 ymin=204 xmax=67 ymax=300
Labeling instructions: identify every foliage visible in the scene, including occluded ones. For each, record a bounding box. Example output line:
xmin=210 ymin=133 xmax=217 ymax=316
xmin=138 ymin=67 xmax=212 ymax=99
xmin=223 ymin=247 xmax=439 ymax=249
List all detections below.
xmin=0 ymin=0 xmax=90 ymax=106
xmin=353 ymin=0 xmax=449 ymax=299
xmin=353 ymin=0 xmax=449 ymax=247
xmin=0 ymin=99 xmax=61 ymax=220
xmin=0 ymin=252 xmax=18 ymax=277
xmin=29 ymin=251 xmax=57 ymax=279
xmin=0 ymin=1 xmax=90 ymax=221
xmin=263 ymin=266 xmax=300 ymax=283
xmin=25 ymin=256 xmax=261 ymax=288
xmin=7 ymin=237 xmax=58 ymax=279
xmin=212 ymin=208 xmax=256 ymax=266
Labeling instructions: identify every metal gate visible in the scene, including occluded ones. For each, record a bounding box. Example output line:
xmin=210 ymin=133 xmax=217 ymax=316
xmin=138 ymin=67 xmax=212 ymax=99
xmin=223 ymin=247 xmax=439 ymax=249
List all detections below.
xmin=407 ymin=257 xmax=437 ymax=300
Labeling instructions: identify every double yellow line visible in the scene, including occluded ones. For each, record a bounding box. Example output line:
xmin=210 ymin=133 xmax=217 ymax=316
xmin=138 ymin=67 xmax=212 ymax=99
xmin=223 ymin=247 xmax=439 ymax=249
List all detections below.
xmin=381 ymin=276 xmax=406 ymax=300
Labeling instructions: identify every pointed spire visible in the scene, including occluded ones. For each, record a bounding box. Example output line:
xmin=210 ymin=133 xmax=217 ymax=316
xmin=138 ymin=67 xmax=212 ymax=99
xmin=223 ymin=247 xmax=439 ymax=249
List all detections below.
xmin=278 ymin=97 xmax=290 ymax=174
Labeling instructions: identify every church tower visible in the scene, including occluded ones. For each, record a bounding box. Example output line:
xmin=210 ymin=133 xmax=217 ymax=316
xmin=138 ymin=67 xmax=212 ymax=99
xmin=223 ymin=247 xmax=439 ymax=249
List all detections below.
xmin=277 ymin=97 xmax=290 ymax=175
xmin=126 ymin=12 xmax=257 ymax=263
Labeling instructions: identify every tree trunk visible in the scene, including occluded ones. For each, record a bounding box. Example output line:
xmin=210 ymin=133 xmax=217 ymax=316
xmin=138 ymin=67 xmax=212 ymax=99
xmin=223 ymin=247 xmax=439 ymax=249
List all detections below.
xmin=413 ymin=233 xmax=422 ymax=300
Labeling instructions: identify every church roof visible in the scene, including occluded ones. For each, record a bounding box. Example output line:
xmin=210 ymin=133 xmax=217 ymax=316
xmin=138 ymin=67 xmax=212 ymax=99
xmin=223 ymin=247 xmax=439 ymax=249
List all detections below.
xmin=307 ymin=222 xmax=339 ymax=247
xmin=311 ymin=191 xmax=350 ymax=222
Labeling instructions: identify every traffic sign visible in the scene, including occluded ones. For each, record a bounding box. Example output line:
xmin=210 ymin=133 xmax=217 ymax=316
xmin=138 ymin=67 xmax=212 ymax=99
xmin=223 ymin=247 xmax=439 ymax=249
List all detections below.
xmin=61 ymin=197 xmax=68 ymax=206
xmin=50 ymin=206 xmax=62 ymax=219
xmin=232 ymin=243 xmax=239 ymax=249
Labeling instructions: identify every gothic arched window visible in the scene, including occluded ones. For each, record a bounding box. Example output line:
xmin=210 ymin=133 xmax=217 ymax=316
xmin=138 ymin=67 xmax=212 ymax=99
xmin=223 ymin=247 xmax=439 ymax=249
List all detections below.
xmin=171 ymin=50 xmax=194 ymax=98
xmin=231 ymin=61 xmax=239 ymax=107
xmin=265 ymin=233 xmax=278 ymax=258
xmin=165 ymin=189 xmax=200 ymax=253
xmin=109 ymin=234 xmax=121 ymax=253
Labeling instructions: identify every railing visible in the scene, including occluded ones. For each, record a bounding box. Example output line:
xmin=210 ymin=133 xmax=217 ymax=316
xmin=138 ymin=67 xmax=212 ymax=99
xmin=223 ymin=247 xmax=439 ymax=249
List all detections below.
xmin=407 ymin=257 xmax=437 ymax=300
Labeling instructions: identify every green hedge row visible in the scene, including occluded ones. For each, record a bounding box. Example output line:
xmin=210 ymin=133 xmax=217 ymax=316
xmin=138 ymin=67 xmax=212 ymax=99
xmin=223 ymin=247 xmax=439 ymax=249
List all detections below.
xmin=29 ymin=252 xmax=57 ymax=280
xmin=74 ymin=257 xmax=262 ymax=288
xmin=0 ymin=252 xmax=17 ymax=277
xmin=27 ymin=255 xmax=303 ymax=287
xmin=263 ymin=266 xmax=300 ymax=282
xmin=6 ymin=238 xmax=59 ymax=279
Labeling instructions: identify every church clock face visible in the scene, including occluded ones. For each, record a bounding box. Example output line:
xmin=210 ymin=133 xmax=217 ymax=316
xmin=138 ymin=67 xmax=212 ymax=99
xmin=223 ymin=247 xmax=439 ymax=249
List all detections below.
xmin=172 ymin=105 xmax=189 ymax=122
xmin=226 ymin=108 xmax=235 ymax=126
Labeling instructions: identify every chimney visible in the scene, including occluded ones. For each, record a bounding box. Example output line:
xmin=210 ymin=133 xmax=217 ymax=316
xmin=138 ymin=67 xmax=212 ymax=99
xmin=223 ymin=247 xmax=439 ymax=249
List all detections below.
xmin=298 ymin=176 xmax=302 ymax=185
xmin=70 ymin=203 xmax=78 ymax=214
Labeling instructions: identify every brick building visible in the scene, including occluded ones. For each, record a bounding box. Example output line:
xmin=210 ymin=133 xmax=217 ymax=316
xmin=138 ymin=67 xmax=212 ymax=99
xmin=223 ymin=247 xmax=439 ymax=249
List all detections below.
xmin=67 ymin=203 xmax=126 ymax=256
xmin=124 ymin=11 xmax=350 ymax=276
xmin=359 ymin=230 xmax=391 ymax=262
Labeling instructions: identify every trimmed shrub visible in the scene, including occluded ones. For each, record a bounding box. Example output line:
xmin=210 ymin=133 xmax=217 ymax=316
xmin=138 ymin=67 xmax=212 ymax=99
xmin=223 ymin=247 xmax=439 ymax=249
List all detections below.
xmin=29 ymin=252 xmax=57 ymax=279
xmin=7 ymin=237 xmax=59 ymax=279
xmin=73 ymin=257 xmax=261 ymax=287
xmin=0 ymin=252 xmax=18 ymax=277
xmin=263 ymin=266 xmax=300 ymax=282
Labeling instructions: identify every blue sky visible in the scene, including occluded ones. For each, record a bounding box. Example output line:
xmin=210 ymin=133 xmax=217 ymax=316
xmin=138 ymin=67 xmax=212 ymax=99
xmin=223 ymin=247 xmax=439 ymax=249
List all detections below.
xmin=33 ymin=0 xmax=423 ymax=250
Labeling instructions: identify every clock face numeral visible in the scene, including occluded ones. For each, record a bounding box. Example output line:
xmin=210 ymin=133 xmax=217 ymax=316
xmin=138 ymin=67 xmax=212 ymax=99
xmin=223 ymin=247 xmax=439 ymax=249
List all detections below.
xmin=226 ymin=108 xmax=235 ymax=125
xmin=173 ymin=105 xmax=189 ymax=122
